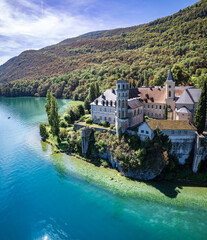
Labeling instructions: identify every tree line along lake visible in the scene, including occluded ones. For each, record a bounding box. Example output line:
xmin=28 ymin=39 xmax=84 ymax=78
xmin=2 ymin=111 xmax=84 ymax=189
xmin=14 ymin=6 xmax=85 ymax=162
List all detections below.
xmin=0 ymin=96 xmax=207 ymax=240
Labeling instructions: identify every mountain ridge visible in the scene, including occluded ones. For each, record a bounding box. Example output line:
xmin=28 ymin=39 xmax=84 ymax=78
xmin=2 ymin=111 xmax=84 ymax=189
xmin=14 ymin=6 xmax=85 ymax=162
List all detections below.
xmin=0 ymin=0 xmax=206 ymax=100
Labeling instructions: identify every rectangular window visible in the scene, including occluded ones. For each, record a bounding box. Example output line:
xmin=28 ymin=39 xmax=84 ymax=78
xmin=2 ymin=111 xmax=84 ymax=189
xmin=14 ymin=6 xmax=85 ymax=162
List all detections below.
xmin=160 ymin=105 xmax=161 ymax=109
xmin=141 ymin=130 xmax=144 ymax=133
xmin=146 ymin=131 xmax=149 ymax=134
xmin=152 ymin=105 xmax=153 ymax=109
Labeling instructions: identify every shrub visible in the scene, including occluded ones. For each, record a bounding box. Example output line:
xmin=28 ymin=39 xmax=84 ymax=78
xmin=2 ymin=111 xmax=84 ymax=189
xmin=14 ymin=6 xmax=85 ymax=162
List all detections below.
xmin=101 ymin=121 xmax=110 ymax=128
xmin=60 ymin=120 xmax=68 ymax=128
xmin=110 ymin=124 xmax=115 ymax=129
xmin=86 ymin=117 xmax=93 ymax=124
xmin=59 ymin=128 xmax=68 ymax=140
xmin=63 ymin=113 xmax=72 ymax=124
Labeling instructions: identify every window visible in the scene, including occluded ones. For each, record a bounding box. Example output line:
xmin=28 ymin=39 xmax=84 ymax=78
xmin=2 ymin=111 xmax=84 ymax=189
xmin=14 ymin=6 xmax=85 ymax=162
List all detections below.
xmin=104 ymin=117 xmax=107 ymax=121
xmin=169 ymin=91 xmax=171 ymax=97
xmin=118 ymin=100 xmax=121 ymax=107
xmin=122 ymin=100 xmax=125 ymax=107
xmin=123 ymin=84 xmax=125 ymax=89
xmin=169 ymin=85 xmax=171 ymax=88
xmin=178 ymin=130 xmax=181 ymax=134
xmin=141 ymin=130 xmax=144 ymax=133
xmin=152 ymin=105 xmax=153 ymax=109
xmin=104 ymin=108 xmax=107 ymax=112
xmin=155 ymin=105 xmax=157 ymax=109
xmin=163 ymin=105 xmax=165 ymax=109
xmin=159 ymin=105 xmax=161 ymax=109
xmin=146 ymin=131 xmax=149 ymax=134
xmin=100 ymin=116 xmax=102 ymax=120
xmin=148 ymin=105 xmax=150 ymax=109
xmin=118 ymin=84 xmax=120 ymax=89
xmin=100 ymin=107 xmax=102 ymax=111
xmin=151 ymin=113 xmax=153 ymax=117
xmin=119 ymin=111 xmax=121 ymax=118
xmin=109 ymin=117 xmax=111 ymax=121
xmin=171 ymin=130 xmax=174 ymax=134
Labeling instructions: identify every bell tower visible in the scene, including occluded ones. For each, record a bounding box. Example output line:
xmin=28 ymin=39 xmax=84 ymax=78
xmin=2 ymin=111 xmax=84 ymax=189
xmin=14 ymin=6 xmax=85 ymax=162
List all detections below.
xmin=166 ymin=69 xmax=175 ymax=109
xmin=116 ymin=80 xmax=129 ymax=134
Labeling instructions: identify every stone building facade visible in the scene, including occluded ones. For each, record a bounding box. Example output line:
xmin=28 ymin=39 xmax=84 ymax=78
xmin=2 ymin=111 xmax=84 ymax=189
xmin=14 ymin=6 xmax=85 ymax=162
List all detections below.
xmin=91 ymin=70 xmax=205 ymax=133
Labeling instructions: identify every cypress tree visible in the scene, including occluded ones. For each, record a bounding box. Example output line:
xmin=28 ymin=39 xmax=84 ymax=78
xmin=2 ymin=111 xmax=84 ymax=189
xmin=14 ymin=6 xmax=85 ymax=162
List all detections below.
xmin=50 ymin=96 xmax=60 ymax=137
xmin=39 ymin=123 xmax=49 ymax=141
xmin=45 ymin=90 xmax=52 ymax=125
xmin=88 ymin=83 xmax=96 ymax=102
xmin=95 ymin=82 xmax=100 ymax=98
xmin=78 ymin=104 xmax=85 ymax=116
xmin=69 ymin=109 xmax=76 ymax=123
xmin=84 ymin=98 xmax=90 ymax=111
xmin=164 ymin=105 xmax=168 ymax=120
xmin=195 ymin=82 xmax=207 ymax=134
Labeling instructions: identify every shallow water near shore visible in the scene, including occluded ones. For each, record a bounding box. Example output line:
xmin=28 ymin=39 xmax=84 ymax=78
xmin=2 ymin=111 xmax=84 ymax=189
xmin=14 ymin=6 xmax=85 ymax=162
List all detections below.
xmin=0 ymin=97 xmax=207 ymax=240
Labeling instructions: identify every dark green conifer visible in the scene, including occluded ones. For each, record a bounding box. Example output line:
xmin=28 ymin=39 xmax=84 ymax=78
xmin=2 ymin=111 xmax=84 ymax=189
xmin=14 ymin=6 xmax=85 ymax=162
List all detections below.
xmin=50 ymin=96 xmax=60 ymax=137
xmin=45 ymin=90 xmax=52 ymax=125
xmin=88 ymin=83 xmax=96 ymax=102
xmin=164 ymin=105 xmax=168 ymax=120
xmin=195 ymin=82 xmax=207 ymax=134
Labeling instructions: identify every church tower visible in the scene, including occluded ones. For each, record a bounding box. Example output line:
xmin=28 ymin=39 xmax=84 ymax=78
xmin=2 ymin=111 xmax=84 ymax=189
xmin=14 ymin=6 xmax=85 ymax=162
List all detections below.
xmin=166 ymin=69 xmax=176 ymax=119
xmin=116 ymin=80 xmax=129 ymax=134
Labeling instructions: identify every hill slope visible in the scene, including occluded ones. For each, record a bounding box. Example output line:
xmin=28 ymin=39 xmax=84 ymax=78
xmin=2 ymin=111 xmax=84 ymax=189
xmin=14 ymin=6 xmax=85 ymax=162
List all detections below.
xmin=0 ymin=0 xmax=207 ymax=100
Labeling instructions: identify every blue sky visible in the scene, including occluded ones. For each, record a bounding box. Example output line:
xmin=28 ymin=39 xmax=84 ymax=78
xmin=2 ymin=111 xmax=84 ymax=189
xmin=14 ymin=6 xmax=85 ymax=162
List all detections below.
xmin=0 ymin=0 xmax=198 ymax=65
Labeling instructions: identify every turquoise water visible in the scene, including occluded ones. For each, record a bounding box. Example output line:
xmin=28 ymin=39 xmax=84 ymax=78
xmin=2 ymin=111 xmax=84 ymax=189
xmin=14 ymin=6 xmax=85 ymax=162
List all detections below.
xmin=0 ymin=97 xmax=207 ymax=240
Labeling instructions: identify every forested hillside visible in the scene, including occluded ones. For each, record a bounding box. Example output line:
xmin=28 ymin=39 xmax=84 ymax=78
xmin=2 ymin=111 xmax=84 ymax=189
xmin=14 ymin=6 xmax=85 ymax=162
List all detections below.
xmin=0 ymin=0 xmax=207 ymax=100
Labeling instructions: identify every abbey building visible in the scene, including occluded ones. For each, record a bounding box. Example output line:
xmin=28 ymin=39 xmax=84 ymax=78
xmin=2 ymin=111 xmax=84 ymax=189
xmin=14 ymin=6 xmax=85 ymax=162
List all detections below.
xmin=90 ymin=70 xmax=203 ymax=133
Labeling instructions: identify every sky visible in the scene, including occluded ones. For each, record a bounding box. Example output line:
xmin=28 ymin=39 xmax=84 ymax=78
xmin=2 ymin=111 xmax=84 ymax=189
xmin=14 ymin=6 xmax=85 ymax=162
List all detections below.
xmin=0 ymin=0 xmax=199 ymax=65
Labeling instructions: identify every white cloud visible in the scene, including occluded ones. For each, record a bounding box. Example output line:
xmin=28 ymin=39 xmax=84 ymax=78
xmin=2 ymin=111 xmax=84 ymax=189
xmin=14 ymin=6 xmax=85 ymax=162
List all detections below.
xmin=0 ymin=0 xmax=110 ymax=66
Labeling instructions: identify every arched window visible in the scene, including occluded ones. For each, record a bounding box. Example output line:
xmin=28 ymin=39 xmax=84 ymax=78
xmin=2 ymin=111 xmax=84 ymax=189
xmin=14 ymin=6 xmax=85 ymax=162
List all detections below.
xmin=122 ymin=100 xmax=125 ymax=107
xmin=169 ymin=91 xmax=171 ymax=97
xmin=123 ymin=84 xmax=125 ymax=89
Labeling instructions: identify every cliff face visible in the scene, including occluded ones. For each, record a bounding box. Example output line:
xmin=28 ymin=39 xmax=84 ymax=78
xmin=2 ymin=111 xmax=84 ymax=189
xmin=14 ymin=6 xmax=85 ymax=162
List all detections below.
xmin=98 ymin=149 xmax=168 ymax=181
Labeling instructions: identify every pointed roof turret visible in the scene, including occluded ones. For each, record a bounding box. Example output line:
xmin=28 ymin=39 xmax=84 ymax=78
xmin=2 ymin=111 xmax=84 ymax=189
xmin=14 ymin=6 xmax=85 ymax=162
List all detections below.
xmin=167 ymin=69 xmax=174 ymax=81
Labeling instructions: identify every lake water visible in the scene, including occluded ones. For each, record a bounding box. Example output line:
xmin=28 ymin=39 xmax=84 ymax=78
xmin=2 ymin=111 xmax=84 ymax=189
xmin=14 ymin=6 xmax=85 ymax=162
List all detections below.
xmin=0 ymin=97 xmax=207 ymax=240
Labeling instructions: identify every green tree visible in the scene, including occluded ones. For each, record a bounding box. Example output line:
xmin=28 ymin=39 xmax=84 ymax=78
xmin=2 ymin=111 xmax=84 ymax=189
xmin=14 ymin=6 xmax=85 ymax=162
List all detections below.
xmin=50 ymin=96 xmax=60 ymax=137
xmin=195 ymin=82 xmax=207 ymax=134
xmin=39 ymin=123 xmax=49 ymax=140
xmin=171 ymin=65 xmax=190 ymax=85
xmin=164 ymin=105 xmax=168 ymax=119
xmin=84 ymin=98 xmax=90 ymax=111
xmin=88 ymin=83 xmax=96 ymax=102
xmin=95 ymin=82 xmax=100 ymax=98
xmin=45 ymin=90 xmax=52 ymax=125
xmin=69 ymin=109 xmax=76 ymax=123
xmin=78 ymin=104 xmax=85 ymax=116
